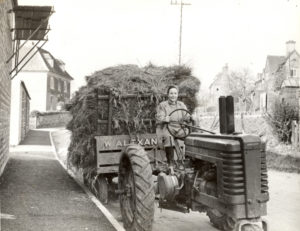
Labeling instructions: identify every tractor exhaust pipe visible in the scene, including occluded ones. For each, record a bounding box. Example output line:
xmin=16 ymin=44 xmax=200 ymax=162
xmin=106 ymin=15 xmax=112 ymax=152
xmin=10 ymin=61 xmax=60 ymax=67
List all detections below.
xmin=219 ymin=96 xmax=235 ymax=134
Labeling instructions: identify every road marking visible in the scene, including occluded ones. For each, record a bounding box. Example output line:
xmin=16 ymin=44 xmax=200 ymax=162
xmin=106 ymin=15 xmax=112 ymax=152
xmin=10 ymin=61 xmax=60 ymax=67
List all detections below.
xmin=49 ymin=131 xmax=126 ymax=231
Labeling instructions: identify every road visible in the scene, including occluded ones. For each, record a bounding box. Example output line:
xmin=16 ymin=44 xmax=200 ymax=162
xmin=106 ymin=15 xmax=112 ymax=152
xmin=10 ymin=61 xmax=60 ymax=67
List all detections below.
xmin=52 ymin=128 xmax=300 ymax=231
xmin=0 ymin=129 xmax=115 ymax=231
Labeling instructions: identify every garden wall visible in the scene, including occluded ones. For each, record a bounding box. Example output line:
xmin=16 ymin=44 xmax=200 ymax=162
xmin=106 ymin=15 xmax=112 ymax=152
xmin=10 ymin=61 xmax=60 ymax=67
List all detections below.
xmin=30 ymin=111 xmax=72 ymax=129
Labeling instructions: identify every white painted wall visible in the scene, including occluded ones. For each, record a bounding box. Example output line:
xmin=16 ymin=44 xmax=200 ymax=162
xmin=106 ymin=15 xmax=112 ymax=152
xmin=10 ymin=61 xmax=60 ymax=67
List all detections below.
xmin=10 ymin=79 xmax=22 ymax=145
xmin=15 ymin=71 xmax=48 ymax=112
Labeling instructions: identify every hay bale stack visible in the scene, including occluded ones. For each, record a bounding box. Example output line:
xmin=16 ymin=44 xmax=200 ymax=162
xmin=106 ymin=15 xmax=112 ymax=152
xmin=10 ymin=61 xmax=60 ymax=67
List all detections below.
xmin=67 ymin=64 xmax=200 ymax=171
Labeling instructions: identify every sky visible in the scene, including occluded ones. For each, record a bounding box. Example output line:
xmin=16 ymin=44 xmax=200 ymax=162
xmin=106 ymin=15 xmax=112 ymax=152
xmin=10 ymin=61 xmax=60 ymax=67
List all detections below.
xmin=19 ymin=0 xmax=300 ymax=92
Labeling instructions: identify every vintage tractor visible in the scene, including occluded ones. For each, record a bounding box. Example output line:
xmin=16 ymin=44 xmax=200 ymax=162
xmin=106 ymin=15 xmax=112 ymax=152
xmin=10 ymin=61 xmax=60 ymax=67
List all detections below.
xmin=117 ymin=96 xmax=269 ymax=231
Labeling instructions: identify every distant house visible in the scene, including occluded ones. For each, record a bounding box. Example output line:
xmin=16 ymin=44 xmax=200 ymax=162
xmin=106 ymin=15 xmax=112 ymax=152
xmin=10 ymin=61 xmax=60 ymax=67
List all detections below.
xmin=14 ymin=45 xmax=73 ymax=112
xmin=208 ymin=64 xmax=249 ymax=112
xmin=254 ymin=40 xmax=300 ymax=113
xmin=10 ymin=81 xmax=31 ymax=145
xmin=208 ymin=64 xmax=232 ymax=112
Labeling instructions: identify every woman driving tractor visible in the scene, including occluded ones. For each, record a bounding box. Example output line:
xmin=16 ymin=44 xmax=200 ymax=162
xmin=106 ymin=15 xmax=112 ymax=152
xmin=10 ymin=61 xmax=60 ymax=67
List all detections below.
xmin=155 ymin=85 xmax=194 ymax=166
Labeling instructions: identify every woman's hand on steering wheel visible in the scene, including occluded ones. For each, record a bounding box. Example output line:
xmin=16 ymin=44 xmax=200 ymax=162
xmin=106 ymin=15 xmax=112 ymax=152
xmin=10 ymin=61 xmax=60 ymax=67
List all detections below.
xmin=167 ymin=109 xmax=192 ymax=139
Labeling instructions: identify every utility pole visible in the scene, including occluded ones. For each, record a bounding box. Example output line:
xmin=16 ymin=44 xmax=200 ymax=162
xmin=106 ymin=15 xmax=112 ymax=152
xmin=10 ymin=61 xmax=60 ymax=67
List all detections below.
xmin=171 ymin=0 xmax=191 ymax=65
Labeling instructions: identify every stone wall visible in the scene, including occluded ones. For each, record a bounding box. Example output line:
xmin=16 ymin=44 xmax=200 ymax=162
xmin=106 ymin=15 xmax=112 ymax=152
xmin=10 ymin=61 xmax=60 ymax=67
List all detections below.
xmin=0 ymin=0 xmax=13 ymax=176
xmin=30 ymin=111 xmax=72 ymax=129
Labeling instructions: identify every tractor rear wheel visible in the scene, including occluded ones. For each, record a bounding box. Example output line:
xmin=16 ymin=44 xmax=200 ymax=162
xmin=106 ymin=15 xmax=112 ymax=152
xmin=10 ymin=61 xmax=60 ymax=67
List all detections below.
xmin=118 ymin=144 xmax=155 ymax=231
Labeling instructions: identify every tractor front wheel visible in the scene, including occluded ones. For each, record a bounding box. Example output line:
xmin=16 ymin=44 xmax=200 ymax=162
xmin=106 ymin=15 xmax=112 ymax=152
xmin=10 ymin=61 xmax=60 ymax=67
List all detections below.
xmin=207 ymin=209 xmax=264 ymax=231
xmin=118 ymin=144 xmax=155 ymax=231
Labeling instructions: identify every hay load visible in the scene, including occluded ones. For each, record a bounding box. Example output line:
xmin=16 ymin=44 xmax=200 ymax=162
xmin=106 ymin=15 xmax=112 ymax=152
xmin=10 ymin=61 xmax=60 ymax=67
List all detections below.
xmin=67 ymin=64 xmax=200 ymax=171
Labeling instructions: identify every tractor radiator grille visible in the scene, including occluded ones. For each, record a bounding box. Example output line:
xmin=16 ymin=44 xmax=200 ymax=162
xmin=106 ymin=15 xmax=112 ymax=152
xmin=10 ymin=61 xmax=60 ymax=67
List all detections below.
xmin=221 ymin=152 xmax=245 ymax=195
xmin=261 ymin=149 xmax=268 ymax=194
xmin=221 ymin=150 xmax=269 ymax=196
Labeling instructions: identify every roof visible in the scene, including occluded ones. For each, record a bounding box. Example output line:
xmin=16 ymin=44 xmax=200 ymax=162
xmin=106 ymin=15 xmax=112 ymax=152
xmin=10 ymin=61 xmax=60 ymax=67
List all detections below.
xmin=19 ymin=45 xmax=73 ymax=80
xmin=18 ymin=45 xmax=49 ymax=71
xmin=39 ymin=49 xmax=73 ymax=80
xmin=265 ymin=55 xmax=285 ymax=74
xmin=11 ymin=5 xmax=54 ymax=40
xmin=281 ymin=78 xmax=300 ymax=88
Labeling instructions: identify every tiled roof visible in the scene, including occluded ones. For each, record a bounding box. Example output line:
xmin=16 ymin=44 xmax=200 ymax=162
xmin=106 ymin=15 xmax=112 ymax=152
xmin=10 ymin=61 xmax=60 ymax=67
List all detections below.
xmin=19 ymin=44 xmax=73 ymax=80
xmin=265 ymin=55 xmax=285 ymax=74
xmin=18 ymin=45 xmax=49 ymax=72
xmin=39 ymin=49 xmax=73 ymax=80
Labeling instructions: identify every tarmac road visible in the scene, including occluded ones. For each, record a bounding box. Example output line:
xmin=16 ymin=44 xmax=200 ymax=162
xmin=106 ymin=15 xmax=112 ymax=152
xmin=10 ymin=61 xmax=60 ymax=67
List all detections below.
xmin=0 ymin=129 xmax=115 ymax=231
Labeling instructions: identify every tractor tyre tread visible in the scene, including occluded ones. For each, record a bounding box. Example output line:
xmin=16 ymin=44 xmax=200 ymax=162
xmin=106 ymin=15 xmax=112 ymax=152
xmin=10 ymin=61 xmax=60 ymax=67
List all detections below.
xmin=119 ymin=144 xmax=155 ymax=231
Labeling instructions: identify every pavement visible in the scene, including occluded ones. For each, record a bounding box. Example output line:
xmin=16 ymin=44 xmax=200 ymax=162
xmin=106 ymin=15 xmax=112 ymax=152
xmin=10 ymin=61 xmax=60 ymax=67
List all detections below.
xmin=0 ymin=129 xmax=116 ymax=231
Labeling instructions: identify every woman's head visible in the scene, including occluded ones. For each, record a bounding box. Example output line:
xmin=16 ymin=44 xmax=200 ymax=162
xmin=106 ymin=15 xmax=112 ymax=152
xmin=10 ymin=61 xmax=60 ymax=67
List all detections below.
xmin=167 ymin=85 xmax=179 ymax=103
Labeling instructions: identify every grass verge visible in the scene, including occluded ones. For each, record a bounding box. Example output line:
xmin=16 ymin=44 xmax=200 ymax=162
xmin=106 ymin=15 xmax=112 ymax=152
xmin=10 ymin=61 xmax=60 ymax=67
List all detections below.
xmin=267 ymin=151 xmax=300 ymax=173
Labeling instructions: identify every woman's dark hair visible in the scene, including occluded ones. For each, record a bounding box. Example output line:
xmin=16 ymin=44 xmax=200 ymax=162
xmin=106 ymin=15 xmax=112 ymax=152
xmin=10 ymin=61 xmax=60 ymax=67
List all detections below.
xmin=167 ymin=85 xmax=179 ymax=94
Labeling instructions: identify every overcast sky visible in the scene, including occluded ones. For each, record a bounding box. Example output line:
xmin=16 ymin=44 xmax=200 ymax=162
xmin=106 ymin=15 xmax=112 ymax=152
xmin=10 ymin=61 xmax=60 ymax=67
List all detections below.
xmin=20 ymin=0 xmax=300 ymax=92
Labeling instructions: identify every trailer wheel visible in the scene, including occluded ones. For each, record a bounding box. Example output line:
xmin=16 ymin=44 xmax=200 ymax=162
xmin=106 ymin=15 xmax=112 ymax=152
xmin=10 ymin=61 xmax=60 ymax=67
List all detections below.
xmin=96 ymin=175 xmax=109 ymax=204
xmin=118 ymin=145 xmax=155 ymax=231
xmin=207 ymin=209 xmax=263 ymax=231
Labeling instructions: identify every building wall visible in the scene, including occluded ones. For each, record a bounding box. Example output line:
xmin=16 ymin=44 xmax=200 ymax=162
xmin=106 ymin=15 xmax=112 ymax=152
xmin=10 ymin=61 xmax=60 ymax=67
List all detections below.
xmin=21 ymin=85 xmax=30 ymax=140
xmin=16 ymin=71 xmax=48 ymax=112
xmin=10 ymin=80 xmax=30 ymax=145
xmin=280 ymin=88 xmax=300 ymax=109
xmin=46 ymin=72 xmax=71 ymax=111
xmin=0 ymin=0 xmax=13 ymax=176
xmin=284 ymin=52 xmax=300 ymax=78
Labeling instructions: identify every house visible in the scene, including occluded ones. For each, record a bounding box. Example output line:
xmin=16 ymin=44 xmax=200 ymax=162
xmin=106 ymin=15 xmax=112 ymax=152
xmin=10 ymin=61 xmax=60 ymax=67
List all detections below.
xmin=10 ymin=81 xmax=31 ymax=145
xmin=255 ymin=40 xmax=300 ymax=113
xmin=208 ymin=64 xmax=232 ymax=112
xmin=208 ymin=64 xmax=250 ymax=112
xmin=14 ymin=44 xmax=73 ymax=112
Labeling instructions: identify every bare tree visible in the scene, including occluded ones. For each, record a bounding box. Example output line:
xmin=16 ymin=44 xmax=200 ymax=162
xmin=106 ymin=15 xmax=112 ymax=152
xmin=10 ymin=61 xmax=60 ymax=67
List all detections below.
xmin=227 ymin=68 xmax=256 ymax=111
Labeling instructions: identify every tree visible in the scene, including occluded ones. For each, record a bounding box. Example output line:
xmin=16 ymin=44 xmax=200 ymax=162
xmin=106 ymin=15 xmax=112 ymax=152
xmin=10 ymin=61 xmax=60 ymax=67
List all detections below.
xmin=227 ymin=68 xmax=256 ymax=111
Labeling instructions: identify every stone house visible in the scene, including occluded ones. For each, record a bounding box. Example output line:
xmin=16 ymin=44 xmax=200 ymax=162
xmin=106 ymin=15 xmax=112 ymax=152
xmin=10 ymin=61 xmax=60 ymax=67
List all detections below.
xmin=254 ymin=41 xmax=300 ymax=113
xmin=14 ymin=45 xmax=73 ymax=112
xmin=208 ymin=64 xmax=249 ymax=112
xmin=208 ymin=64 xmax=231 ymax=112
xmin=0 ymin=0 xmax=15 ymax=176
xmin=10 ymin=81 xmax=31 ymax=145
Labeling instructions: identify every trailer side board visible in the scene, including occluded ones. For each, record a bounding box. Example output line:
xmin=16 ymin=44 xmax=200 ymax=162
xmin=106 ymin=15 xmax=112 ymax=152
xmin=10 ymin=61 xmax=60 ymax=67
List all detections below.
xmin=95 ymin=133 xmax=166 ymax=174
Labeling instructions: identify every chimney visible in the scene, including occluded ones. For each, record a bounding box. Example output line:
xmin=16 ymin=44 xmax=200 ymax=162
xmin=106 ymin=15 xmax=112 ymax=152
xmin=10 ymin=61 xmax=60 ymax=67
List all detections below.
xmin=286 ymin=40 xmax=296 ymax=56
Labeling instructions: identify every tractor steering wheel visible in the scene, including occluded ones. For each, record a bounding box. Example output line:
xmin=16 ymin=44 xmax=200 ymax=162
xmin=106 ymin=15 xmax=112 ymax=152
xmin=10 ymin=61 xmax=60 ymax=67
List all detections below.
xmin=167 ymin=108 xmax=193 ymax=139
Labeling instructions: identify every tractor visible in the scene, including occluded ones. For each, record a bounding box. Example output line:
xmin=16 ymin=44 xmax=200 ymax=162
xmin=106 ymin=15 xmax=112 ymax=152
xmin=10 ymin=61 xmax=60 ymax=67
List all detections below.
xmin=117 ymin=96 xmax=269 ymax=231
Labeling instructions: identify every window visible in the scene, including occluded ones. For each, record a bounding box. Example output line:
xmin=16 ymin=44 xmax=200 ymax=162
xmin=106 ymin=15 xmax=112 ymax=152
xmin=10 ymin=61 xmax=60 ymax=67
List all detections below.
xmin=290 ymin=69 xmax=297 ymax=77
xmin=50 ymin=76 xmax=55 ymax=89
xmin=64 ymin=81 xmax=68 ymax=93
